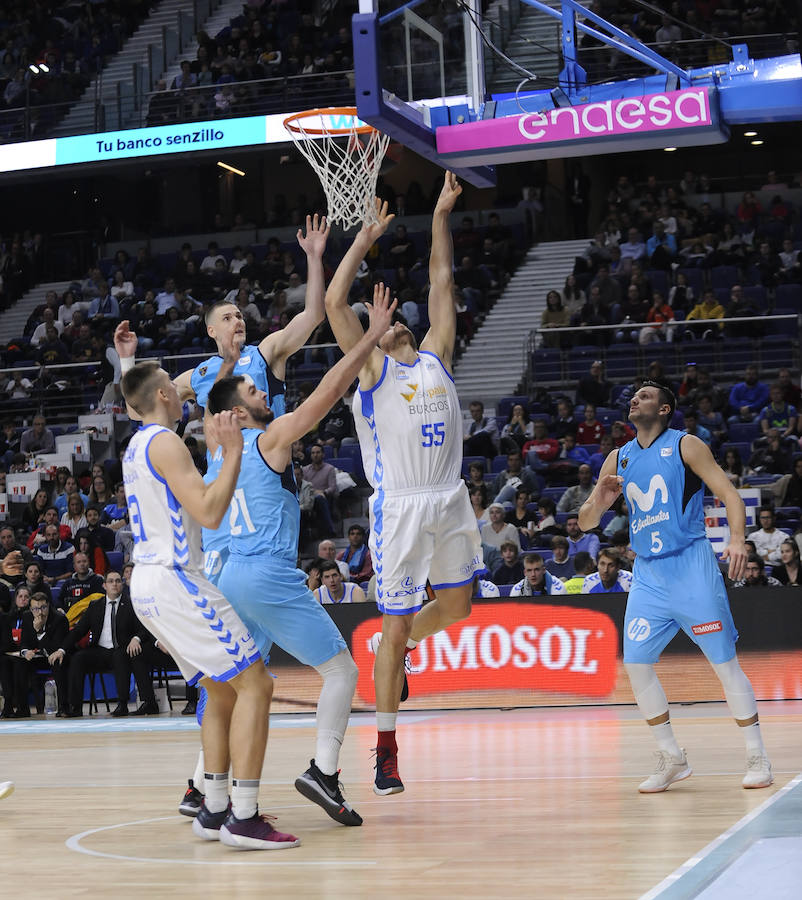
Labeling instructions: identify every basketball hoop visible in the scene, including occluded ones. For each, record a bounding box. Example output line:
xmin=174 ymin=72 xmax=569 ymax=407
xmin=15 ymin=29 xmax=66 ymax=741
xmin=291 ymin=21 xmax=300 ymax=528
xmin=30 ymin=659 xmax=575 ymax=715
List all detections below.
xmin=283 ymin=106 xmax=391 ymax=230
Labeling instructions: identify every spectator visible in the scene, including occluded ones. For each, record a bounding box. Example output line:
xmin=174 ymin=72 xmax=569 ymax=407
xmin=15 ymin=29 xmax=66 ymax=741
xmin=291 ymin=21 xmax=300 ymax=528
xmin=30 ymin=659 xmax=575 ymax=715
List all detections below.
xmin=18 ymin=591 xmax=69 ymax=716
xmin=697 ymin=394 xmax=727 ymax=444
xmin=759 ymin=383 xmax=797 ymax=441
xmin=749 ymin=506 xmax=786 ymax=566
xmin=564 ymin=514 xmax=600 ymax=559
xmin=21 ymin=489 xmax=51 ymax=534
xmin=667 ymin=271 xmax=694 ymax=313
xmin=618 ymin=227 xmax=647 ymax=270
xmin=530 ymin=497 xmax=560 ymax=544
xmin=582 ymin=548 xmax=633 ymax=593
xmin=302 ymin=445 xmax=338 ymax=537
xmin=19 ymin=415 xmax=55 ymax=455
xmin=777 ymin=367 xmax=801 ymax=407
xmin=589 ymin=434 xmax=615 ymax=478
xmin=720 ymin=447 xmax=749 ymax=487
xmin=0 ymin=584 xmax=32 ymax=716
xmin=557 ymin=465 xmax=595 ymax=513
xmin=22 ymin=561 xmax=52 ymax=605
xmin=545 ymin=535 xmax=575 ymax=581
xmin=611 ymin=420 xmax=636 ymax=448
xmin=728 ymin=364 xmax=770 ymax=424
xmin=317 ymin=539 xmax=350 ymax=580
xmin=640 ymin=292 xmax=675 ymax=345
xmin=506 ymin=488 xmax=534 ymax=538
xmin=465 ymin=461 xmax=486 ymax=490
xmin=775 ymin=456 xmax=802 ymax=508
xmin=645 ymin=221 xmax=677 ymax=269
xmin=481 ymin=503 xmax=521 ymax=551
xmin=30 ymin=308 xmax=64 ymax=348
xmin=491 ymin=541 xmax=524 ymax=586
xmin=686 ymin=290 xmax=725 ymax=339
xmin=552 ymin=399 xmax=578 ymax=441
xmin=564 ymin=551 xmax=596 ymax=593
xmin=34 ymin=524 xmax=74 ymax=587
xmin=491 ymin=450 xmax=541 ymax=504
xmin=27 ymin=507 xmax=72 ymax=551
xmin=316 ymin=397 xmax=354 ymax=450
xmin=576 ymin=360 xmax=611 ymax=408
xmin=731 ymin=554 xmax=781 ymax=588
xmin=48 ymin=571 xmax=158 ymax=717
xmin=83 ymin=504 xmax=115 ymax=554
xmin=558 ymin=433 xmax=591 ymax=467
xmin=772 ymin=540 xmax=802 ymax=585
xmin=0 ymin=527 xmax=33 ymax=568
xmin=749 ymin=429 xmax=790 ymax=475
xmin=510 ymin=553 xmax=568 ymax=596
xmin=499 ymin=404 xmax=534 ymax=453
xmin=540 ymin=291 xmax=570 ymax=347
xmin=337 ymin=524 xmax=373 ymax=582
xmin=54 ymin=477 xmax=88 ymax=518
xmin=682 ymin=410 xmax=712 ymax=446
xmin=56 ymin=552 xmax=104 ymax=612
xmin=199 ymin=241 xmax=225 ymax=274
xmin=469 ymin=483 xmax=490 ymax=529
xmin=560 ymin=274 xmax=586 ymax=321
xmin=313 ymin=561 xmax=367 ymax=604
xmin=576 ymin=403 xmax=605 ymax=445
xmin=522 ymin=419 xmax=560 ymax=468
xmin=463 ymin=400 xmax=499 ymax=458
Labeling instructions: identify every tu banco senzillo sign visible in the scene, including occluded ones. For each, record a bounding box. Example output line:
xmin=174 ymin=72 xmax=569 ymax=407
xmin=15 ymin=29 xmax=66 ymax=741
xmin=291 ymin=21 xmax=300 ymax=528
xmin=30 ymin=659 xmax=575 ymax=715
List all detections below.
xmin=435 ymin=87 xmax=729 ymax=166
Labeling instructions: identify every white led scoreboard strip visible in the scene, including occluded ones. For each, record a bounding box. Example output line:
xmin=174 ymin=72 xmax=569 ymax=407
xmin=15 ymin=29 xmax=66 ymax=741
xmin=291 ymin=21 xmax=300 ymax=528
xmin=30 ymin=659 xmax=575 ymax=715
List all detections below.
xmin=0 ymin=113 xmax=300 ymax=173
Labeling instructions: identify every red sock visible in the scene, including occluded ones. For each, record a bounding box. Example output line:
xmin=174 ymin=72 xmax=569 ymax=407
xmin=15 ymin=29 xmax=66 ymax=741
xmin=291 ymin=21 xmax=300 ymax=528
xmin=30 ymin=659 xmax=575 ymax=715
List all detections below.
xmin=377 ymin=729 xmax=397 ymax=754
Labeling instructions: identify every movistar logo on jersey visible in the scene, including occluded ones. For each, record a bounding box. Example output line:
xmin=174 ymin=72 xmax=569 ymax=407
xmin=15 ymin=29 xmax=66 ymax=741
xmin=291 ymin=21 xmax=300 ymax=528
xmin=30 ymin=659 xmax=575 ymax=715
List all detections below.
xmin=626 ymin=474 xmax=668 ymax=512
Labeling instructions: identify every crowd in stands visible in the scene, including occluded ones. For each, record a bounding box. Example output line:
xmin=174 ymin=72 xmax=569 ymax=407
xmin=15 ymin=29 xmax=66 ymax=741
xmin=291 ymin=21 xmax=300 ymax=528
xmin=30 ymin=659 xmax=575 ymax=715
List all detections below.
xmin=148 ymin=1 xmax=354 ymax=126
xmin=0 ymin=0 xmax=151 ymax=139
xmin=541 ymin=167 xmax=802 ymax=349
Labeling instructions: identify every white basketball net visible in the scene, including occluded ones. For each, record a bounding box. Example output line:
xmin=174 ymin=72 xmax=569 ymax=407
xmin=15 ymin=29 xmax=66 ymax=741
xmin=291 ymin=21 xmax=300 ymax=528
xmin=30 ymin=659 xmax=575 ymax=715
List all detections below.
xmin=285 ymin=111 xmax=391 ymax=230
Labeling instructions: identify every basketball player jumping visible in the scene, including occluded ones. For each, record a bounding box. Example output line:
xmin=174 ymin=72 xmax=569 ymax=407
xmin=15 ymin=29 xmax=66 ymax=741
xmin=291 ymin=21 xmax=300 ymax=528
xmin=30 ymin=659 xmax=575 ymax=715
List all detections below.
xmin=116 ymin=334 xmax=300 ymax=850
xmin=204 ymin=287 xmax=394 ymax=827
xmin=579 ymin=380 xmax=772 ymax=792
xmin=325 ymin=172 xmax=484 ymax=795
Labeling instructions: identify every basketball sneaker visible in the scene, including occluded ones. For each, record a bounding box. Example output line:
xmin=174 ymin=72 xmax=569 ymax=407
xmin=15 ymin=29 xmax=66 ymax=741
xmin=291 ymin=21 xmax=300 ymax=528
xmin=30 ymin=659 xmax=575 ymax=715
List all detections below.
xmin=0 ymin=781 xmax=14 ymax=801
xmin=369 ymin=633 xmax=411 ymax=702
xmin=373 ymin=747 xmax=404 ymax=795
xmin=294 ymin=759 xmax=363 ymax=826
xmin=638 ymin=749 xmax=692 ymax=793
xmin=179 ymin=779 xmax=204 ymax=817
xmin=743 ymin=754 xmax=773 ymax=789
xmin=219 ymin=811 xmax=301 ymax=850
xmin=191 ymin=801 xmax=230 ymax=840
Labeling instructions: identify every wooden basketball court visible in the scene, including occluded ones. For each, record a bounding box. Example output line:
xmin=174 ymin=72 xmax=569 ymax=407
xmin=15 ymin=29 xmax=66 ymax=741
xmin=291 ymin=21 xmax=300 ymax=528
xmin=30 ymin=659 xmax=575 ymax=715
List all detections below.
xmin=1 ymin=701 xmax=800 ymax=898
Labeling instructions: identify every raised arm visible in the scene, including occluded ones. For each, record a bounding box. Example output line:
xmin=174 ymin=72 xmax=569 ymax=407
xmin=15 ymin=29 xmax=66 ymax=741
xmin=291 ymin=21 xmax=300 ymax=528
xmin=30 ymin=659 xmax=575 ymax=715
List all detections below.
xmin=421 ymin=171 xmax=461 ymax=368
xmin=577 ymin=450 xmax=621 ymax=531
xmin=261 ymin=286 xmax=396 ymax=465
xmin=258 ymin=214 xmax=329 ymax=375
xmin=680 ymin=433 xmax=747 ymax=581
xmin=148 ymin=414 xmax=242 ymax=529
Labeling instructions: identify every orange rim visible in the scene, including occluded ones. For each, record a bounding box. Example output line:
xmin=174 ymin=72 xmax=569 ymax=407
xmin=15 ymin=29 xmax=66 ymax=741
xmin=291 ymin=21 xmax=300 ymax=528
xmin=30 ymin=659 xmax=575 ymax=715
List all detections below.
xmin=283 ymin=106 xmax=377 ymax=136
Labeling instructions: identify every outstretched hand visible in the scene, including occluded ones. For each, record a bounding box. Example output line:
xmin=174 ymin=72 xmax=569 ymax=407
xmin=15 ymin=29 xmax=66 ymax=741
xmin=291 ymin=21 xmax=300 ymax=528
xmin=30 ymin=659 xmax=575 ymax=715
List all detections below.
xmin=358 ymin=198 xmax=395 ymax=246
xmin=114 ymin=321 xmax=138 ymax=359
xmin=595 ymin=473 xmax=624 ymax=509
xmin=365 ymin=282 xmax=397 ymax=342
xmin=435 ymin=170 xmax=462 ymax=213
xmin=296 ymin=213 xmax=330 ymax=259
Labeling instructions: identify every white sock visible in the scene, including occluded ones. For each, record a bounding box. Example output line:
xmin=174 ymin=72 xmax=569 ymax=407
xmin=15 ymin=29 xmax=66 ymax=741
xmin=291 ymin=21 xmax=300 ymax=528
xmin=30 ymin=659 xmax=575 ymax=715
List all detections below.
xmin=313 ymin=650 xmax=358 ymax=775
xmin=651 ymin=722 xmax=683 ymax=759
xmin=742 ymin=722 xmax=766 ymax=755
xmin=231 ymin=778 xmax=259 ymax=820
xmin=405 ymin=638 xmax=418 ymax=650
xmin=192 ymin=749 xmax=204 ymax=789
xmin=203 ymin=772 xmax=228 ymax=813
xmin=376 ymin=712 xmax=397 ymax=732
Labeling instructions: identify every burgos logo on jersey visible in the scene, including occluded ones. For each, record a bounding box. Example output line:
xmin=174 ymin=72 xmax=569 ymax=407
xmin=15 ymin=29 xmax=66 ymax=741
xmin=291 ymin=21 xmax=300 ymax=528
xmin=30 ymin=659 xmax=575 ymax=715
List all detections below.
xmin=353 ymin=603 xmax=618 ymax=700
xmin=400 ymin=383 xmax=450 ymax=414
xmin=626 ymin=473 xmax=670 ymax=534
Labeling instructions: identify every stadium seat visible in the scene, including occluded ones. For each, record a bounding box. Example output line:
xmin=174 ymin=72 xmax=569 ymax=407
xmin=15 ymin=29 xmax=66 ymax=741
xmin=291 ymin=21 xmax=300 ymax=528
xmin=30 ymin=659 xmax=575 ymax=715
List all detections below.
xmin=532 ymin=349 xmax=562 ymax=382
xmin=107 ymin=551 xmax=124 ymax=572
xmin=775 ymin=284 xmax=802 ymax=307
xmin=711 ymin=265 xmax=738 ymax=290
xmin=331 ymin=457 xmax=357 ymax=475
xmin=496 ymin=396 xmax=529 ymax=420
xmin=727 ymin=422 xmax=761 ymax=444
xmin=491 ymin=455 xmax=508 ymax=473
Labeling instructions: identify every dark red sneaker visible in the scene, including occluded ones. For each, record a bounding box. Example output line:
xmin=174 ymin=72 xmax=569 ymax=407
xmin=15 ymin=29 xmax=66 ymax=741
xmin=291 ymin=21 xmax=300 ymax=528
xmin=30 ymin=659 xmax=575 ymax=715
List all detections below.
xmin=219 ymin=811 xmax=301 ymax=850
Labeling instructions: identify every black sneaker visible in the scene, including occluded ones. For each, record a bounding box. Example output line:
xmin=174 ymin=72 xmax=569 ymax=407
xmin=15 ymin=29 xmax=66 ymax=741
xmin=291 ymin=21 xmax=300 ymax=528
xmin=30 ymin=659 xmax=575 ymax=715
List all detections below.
xmin=179 ymin=779 xmax=204 ymax=818
xmin=372 ymin=747 xmax=404 ymax=795
xmin=191 ymin=800 xmax=229 ymax=840
xmin=294 ymin=759 xmax=363 ymax=826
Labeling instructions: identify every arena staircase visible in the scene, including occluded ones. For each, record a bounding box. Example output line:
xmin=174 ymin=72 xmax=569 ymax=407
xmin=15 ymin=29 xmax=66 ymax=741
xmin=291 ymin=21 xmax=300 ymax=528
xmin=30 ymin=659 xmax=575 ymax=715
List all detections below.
xmin=0 ymin=281 xmax=74 ymax=344
xmin=49 ymin=0 xmax=240 ymax=138
xmin=453 ymin=238 xmax=587 ymax=407
xmin=484 ymin=0 xmax=591 ymax=94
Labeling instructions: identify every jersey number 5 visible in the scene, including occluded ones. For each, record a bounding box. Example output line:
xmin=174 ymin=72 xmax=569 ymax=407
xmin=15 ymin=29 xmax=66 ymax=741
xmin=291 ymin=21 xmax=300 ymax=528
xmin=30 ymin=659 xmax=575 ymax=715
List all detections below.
xmin=650 ymin=530 xmax=663 ymax=554
xmin=421 ymin=422 xmax=445 ymax=447
xmin=229 ymin=488 xmax=256 ymax=535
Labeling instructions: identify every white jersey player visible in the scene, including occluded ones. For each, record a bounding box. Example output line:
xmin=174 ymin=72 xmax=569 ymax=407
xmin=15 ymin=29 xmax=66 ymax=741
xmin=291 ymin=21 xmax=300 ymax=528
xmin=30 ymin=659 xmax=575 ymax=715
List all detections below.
xmin=325 ymin=173 xmax=484 ymax=796
xmin=115 ymin=322 xmax=300 ymax=851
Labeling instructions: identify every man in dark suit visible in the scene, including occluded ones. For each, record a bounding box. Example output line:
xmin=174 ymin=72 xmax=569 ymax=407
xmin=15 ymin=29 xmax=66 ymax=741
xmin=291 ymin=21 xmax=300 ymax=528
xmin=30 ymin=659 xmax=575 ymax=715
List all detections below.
xmin=48 ymin=570 xmax=158 ymax=718
xmin=19 ymin=591 xmax=69 ymax=715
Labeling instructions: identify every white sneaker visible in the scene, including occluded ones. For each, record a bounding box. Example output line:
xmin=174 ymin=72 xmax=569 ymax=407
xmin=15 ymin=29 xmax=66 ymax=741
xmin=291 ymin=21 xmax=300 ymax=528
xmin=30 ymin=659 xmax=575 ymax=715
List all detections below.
xmin=0 ymin=781 xmax=14 ymax=801
xmin=743 ymin=754 xmax=773 ymax=789
xmin=638 ymin=750 xmax=692 ymax=793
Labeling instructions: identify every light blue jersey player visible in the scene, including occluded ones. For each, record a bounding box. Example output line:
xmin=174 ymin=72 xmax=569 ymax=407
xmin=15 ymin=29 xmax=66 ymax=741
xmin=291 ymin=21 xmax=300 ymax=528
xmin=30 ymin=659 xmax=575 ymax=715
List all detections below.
xmin=173 ymin=213 xmax=331 ymax=416
xmin=202 ymin=273 xmax=395 ymax=827
xmin=579 ymin=380 xmax=772 ymax=793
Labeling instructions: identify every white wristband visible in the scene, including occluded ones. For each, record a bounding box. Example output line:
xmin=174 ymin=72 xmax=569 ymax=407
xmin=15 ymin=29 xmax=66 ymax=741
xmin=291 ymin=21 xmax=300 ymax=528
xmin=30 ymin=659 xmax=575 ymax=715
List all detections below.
xmin=120 ymin=356 xmax=135 ymax=374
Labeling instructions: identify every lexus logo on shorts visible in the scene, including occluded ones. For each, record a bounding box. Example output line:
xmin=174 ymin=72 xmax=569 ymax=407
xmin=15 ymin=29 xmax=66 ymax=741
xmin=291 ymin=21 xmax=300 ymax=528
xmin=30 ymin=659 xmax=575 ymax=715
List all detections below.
xmin=627 ymin=617 xmax=651 ymax=642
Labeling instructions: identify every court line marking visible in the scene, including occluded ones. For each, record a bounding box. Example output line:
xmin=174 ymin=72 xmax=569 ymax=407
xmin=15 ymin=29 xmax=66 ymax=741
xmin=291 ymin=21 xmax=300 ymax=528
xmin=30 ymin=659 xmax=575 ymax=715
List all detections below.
xmin=639 ymin=772 xmax=802 ymax=899
xmin=65 ymin=816 xmax=377 ymax=866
